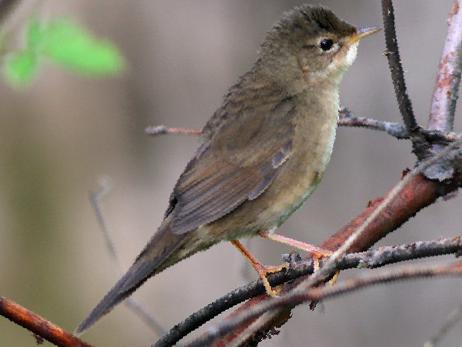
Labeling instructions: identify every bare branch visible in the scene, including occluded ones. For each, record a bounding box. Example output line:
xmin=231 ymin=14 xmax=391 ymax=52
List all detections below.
xmin=187 ymin=141 xmax=462 ymax=346
xmin=0 ymin=0 xmax=20 ymax=26
xmin=424 ymin=304 xmax=462 ymax=347
xmin=144 ymin=111 xmax=462 ymax=144
xmin=145 ymin=125 xmax=202 ymax=137
xmin=381 ymin=0 xmax=419 ymax=133
xmin=428 ymin=1 xmax=462 ymax=132
xmin=0 ymin=296 xmax=92 ymax=347
xmin=295 ymin=140 xmax=462 ymax=293
xmin=338 ymin=108 xmax=409 ymax=139
xmin=154 ymin=237 xmax=462 ymax=347
xmin=339 ymin=108 xmax=461 ymax=143
xmin=187 ymin=261 xmax=462 ymax=347
xmin=89 ymin=178 xmax=165 ymax=337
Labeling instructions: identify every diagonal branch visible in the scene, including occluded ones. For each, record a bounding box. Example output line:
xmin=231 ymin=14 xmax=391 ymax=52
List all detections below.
xmin=0 ymin=296 xmax=92 ymax=347
xmin=425 ymin=304 xmax=462 ymax=347
xmin=295 ymin=140 xmax=462 ymax=290
xmin=191 ymin=152 xmax=462 ymax=346
xmin=175 ymin=141 xmax=462 ymax=346
xmin=186 ymin=261 xmax=462 ymax=347
xmin=382 ymin=0 xmax=419 ymax=133
xmin=154 ymin=237 xmax=462 ymax=347
xmin=428 ymin=0 xmax=462 ymax=132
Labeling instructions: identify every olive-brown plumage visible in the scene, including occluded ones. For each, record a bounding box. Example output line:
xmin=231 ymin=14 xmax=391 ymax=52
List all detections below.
xmin=76 ymin=5 xmax=378 ymax=334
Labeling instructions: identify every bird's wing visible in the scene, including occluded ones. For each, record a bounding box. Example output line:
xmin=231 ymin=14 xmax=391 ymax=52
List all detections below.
xmin=168 ymin=97 xmax=296 ymax=235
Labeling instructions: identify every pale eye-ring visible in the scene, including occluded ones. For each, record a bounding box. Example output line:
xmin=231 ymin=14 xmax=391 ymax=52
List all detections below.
xmin=319 ymin=38 xmax=334 ymax=51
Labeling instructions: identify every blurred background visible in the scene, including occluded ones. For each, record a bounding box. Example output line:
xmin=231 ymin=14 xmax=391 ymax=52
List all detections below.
xmin=1 ymin=0 xmax=461 ymax=346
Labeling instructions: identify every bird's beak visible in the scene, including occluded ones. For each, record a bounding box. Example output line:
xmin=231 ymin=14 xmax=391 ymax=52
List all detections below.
xmin=348 ymin=26 xmax=381 ymax=45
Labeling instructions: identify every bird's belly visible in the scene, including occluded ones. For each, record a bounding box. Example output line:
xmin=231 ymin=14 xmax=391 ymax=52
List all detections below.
xmin=204 ymin=116 xmax=337 ymax=241
xmin=263 ymin=164 xmax=322 ymax=229
xmin=261 ymin=119 xmax=337 ymax=228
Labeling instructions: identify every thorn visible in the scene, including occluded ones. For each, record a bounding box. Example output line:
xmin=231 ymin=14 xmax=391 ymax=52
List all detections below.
xmin=401 ymin=168 xmax=411 ymax=178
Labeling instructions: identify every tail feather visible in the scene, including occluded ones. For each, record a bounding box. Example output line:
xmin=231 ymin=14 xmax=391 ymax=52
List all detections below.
xmin=75 ymin=224 xmax=187 ymax=335
xmin=75 ymin=260 xmax=155 ymax=335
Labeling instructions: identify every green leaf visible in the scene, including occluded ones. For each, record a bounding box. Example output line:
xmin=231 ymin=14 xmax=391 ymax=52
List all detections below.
xmin=41 ymin=19 xmax=124 ymax=75
xmin=4 ymin=51 xmax=38 ymax=86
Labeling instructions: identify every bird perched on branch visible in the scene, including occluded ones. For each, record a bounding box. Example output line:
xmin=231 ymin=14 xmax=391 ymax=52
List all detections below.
xmin=76 ymin=4 xmax=378 ymax=334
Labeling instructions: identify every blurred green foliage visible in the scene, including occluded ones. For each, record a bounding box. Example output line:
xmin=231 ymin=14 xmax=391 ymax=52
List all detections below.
xmin=4 ymin=18 xmax=124 ymax=86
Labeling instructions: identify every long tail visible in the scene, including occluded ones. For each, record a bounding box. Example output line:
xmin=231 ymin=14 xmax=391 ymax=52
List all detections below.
xmin=75 ymin=224 xmax=187 ymax=335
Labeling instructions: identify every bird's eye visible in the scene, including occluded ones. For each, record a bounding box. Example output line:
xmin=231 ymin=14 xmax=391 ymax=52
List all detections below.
xmin=319 ymin=38 xmax=334 ymax=51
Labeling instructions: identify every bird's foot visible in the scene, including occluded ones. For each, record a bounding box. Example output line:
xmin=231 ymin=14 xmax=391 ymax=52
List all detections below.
xmin=257 ymin=231 xmax=338 ymax=283
xmin=230 ymin=240 xmax=288 ymax=297
xmin=253 ymin=262 xmax=289 ymax=297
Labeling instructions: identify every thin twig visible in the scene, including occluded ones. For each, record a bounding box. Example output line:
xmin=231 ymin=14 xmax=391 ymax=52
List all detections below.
xmin=424 ymin=304 xmax=462 ymax=347
xmin=154 ymin=237 xmax=462 ymax=347
xmin=338 ymin=108 xmax=409 ymax=139
xmin=187 ymin=261 xmax=462 ymax=347
xmin=0 ymin=0 xmax=20 ymax=26
xmin=89 ymin=177 xmax=166 ymax=337
xmin=145 ymin=125 xmax=202 ymax=136
xmin=428 ymin=0 xmax=462 ymax=132
xmin=339 ymin=108 xmax=461 ymax=143
xmin=382 ymin=0 xmax=419 ymax=132
xmin=144 ymin=111 xmax=462 ymax=143
xmin=0 ymin=296 xmax=92 ymax=347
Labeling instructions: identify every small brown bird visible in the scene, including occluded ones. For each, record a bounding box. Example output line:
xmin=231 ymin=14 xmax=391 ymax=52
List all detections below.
xmin=76 ymin=4 xmax=378 ymax=334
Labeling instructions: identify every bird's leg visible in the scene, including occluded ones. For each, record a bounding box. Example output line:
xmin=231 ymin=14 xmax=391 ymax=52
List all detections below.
xmin=257 ymin=231 xmax=336 ymax=281
xmin=230 ymin=240 xmax=288 ymax=297
xmin=258 ymin=231 xmax=332 ymax=258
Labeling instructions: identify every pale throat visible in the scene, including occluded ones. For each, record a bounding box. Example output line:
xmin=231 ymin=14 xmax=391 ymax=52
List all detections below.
xmin=344 ymin=42 xmax=359 ymax=67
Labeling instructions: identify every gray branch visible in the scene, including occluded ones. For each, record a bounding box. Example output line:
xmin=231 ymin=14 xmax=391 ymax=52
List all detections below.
xmin=428 ymin=0 xmax=462 ymax=132
xmin=154 ymin=237 xmax=462 ymax=347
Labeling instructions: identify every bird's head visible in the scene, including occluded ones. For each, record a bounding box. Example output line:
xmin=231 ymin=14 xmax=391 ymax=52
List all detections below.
xmin=257 ymin=5 xmax=379 ymax=92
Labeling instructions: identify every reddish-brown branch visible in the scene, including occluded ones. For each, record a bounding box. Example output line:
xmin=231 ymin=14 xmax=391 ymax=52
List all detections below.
xmin=209 ymin=173 xmax=460 ymax=346
xmin=0 ymin=296 xmax=93 ymax=347
xmin=428 ymin=0 xmax=462 ymax=132
xmin=321 ymin=174 xmax=442 ymax=252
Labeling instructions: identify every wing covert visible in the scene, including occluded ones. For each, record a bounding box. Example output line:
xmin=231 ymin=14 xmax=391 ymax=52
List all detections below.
xmin=167 ymin=97 xmax=296 ymax=235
